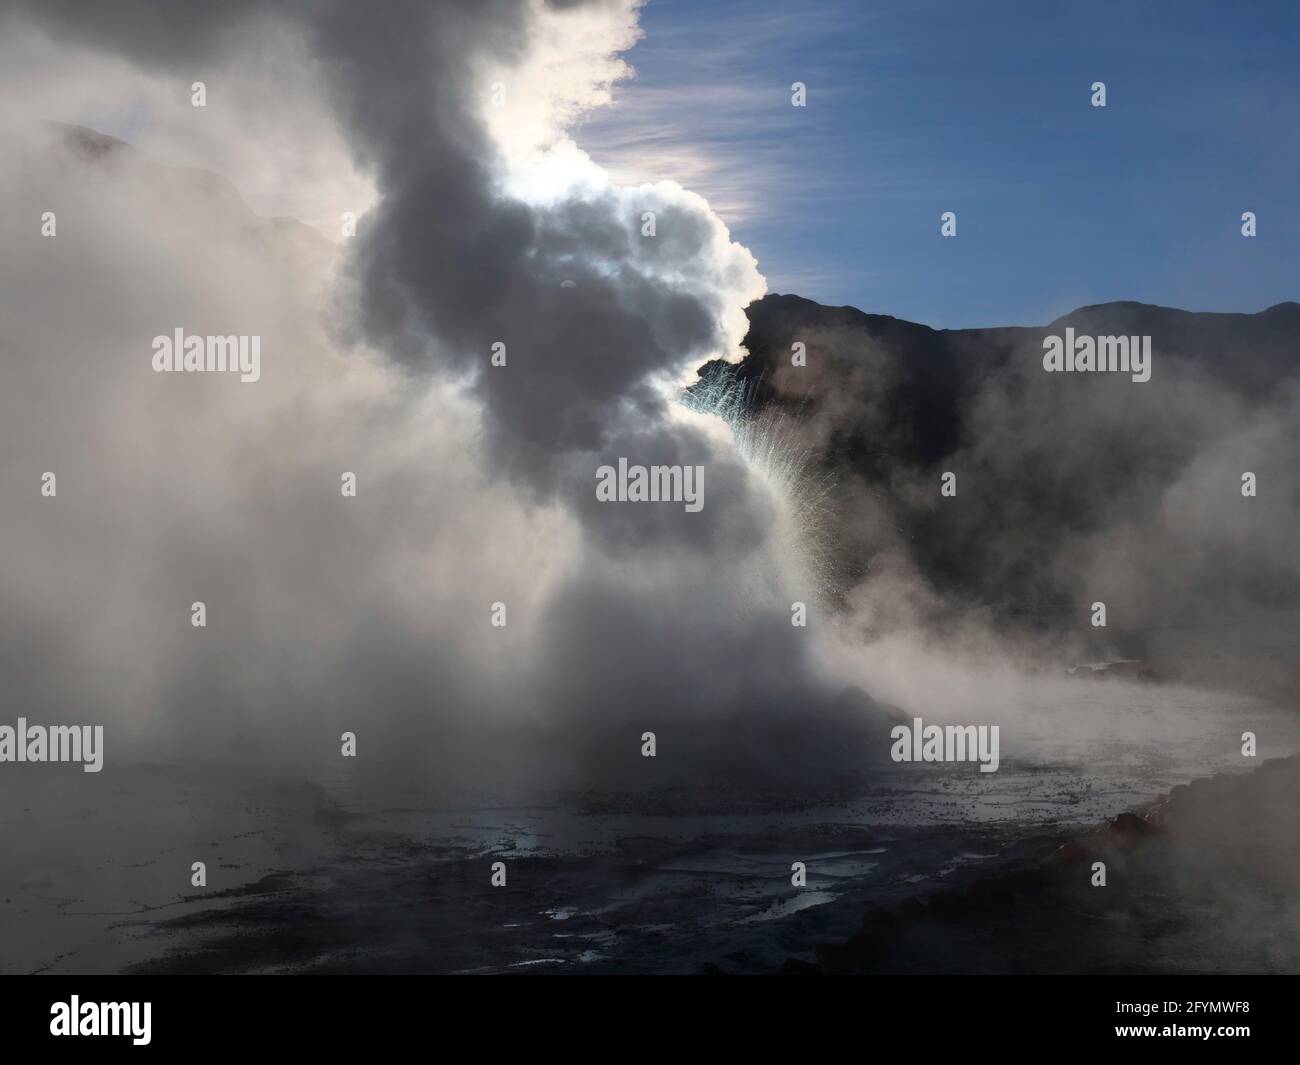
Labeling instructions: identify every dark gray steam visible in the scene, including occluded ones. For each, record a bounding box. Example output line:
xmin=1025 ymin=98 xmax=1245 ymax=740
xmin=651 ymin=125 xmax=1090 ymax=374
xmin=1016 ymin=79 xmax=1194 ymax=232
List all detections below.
xmin=0 ymin=0 xmax=896 ymax=796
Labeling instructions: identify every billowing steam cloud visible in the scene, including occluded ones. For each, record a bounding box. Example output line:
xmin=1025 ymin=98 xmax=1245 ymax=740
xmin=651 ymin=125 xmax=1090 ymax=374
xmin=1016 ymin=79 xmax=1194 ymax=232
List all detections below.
xmin=0 ymin=0 xmax=895 ymax=795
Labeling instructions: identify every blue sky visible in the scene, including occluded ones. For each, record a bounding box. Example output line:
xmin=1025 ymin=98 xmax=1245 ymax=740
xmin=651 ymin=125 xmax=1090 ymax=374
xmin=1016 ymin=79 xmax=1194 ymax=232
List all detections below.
xmin=578 ymin=0 xmax=1300 ymax=328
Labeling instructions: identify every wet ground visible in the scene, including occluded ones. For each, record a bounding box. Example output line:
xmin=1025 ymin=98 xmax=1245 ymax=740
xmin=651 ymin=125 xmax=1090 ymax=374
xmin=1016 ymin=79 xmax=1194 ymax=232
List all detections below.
xmin=2 ymin=683 xmax=1297 ymax=974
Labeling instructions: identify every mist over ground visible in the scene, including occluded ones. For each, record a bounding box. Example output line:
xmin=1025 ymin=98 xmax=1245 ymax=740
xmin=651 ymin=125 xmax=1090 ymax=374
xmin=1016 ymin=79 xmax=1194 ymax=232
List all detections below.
xmin=719 ymin=293 xmax=1300 ymax=706
xmin=1 ymin=0 xmax=1297 ymax=977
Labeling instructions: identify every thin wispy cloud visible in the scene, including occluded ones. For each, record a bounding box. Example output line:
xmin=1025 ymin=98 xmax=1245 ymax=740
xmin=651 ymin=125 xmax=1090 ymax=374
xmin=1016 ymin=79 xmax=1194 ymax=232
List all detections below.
xmin=574 ymin=1 xmax=870 ymax=226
